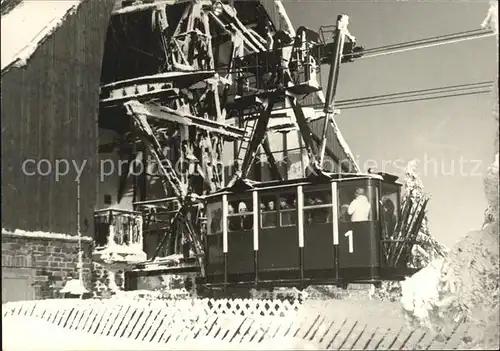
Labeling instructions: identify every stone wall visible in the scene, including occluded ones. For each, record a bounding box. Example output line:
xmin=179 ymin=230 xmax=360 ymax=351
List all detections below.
xmin=1 ymin=231 xmax=132 ymax=300
xmin=1 ymin=231 xmax=94 ymax=299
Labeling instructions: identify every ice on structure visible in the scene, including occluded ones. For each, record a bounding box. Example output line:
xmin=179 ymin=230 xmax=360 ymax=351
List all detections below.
xmin=94 ymin=244 xmax=147 ymax=264
xmin=481 ymin=0 xmax=499 ymax=34
xmin=1 ymin=0 xmax=82 ymax=71
xmin=2 ymin=228 xmax=92 ymax=241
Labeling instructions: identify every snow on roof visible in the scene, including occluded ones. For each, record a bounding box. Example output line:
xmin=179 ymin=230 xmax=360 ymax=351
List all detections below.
xmin=1 ymin=0 xmax=83 ymax=72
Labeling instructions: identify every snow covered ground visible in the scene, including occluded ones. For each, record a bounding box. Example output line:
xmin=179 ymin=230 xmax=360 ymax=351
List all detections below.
xmin=2 ymin=315 xmax=321 ymax=351
xmin=2 ymin=316 xmax=164 ymax=351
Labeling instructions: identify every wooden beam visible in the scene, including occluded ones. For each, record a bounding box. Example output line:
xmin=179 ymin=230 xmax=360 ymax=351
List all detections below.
xmin=124 ymin=100 xmax=245 ymax=140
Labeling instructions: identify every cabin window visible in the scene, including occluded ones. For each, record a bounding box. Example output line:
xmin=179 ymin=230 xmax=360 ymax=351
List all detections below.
xmin=338 ymin=186 xmax=375 ymax=223
xmin=228 ymin=198 xmax=253 ymax=232
xmin=380 ymin=184 xmax=399 ymax=237
xmin=303 ymin=189 xmax=332 ymax=225
xmin=260 ymin=195 xmax=278 ymax=228
xmin=206 ymin=201 xmax=223 ymax=235
xmin=279 ymin=193 xmax=297 ymax=227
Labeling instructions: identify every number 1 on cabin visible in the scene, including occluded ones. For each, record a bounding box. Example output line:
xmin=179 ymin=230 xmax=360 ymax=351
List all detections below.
xmin=344 ymin=230 xmax=353 ymax=253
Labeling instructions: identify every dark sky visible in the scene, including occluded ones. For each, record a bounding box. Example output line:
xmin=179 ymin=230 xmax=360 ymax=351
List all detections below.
xmin=281 ymin=0 xmax=496 ymax=247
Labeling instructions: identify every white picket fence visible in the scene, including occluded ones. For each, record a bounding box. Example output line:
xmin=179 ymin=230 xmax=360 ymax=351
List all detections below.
xmin=2 ymin=298 xmax=473 ymax=349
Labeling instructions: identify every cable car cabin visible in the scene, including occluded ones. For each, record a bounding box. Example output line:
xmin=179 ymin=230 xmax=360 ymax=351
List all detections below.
xmin=203 ymin=173 xmax=420 ymax=289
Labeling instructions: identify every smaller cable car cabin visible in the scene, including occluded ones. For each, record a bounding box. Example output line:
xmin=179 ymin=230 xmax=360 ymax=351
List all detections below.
xmin=202 ymin=172 xmax=419 ymax=291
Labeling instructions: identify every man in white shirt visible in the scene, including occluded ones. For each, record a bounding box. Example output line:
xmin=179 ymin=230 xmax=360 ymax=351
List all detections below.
xmin=348 ymin=188 xmax=371 ymax=222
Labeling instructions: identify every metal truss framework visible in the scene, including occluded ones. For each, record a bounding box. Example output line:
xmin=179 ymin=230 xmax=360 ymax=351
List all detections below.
xmin=98 ymin=0 xmax=364 ymax=274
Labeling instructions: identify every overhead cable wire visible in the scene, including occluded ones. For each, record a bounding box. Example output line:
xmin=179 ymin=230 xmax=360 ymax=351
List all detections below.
xmin=335 ymin=90 xmax=491 ymax=110
xmin=352 ymin=28 xmax=492 ymax=55
xmin=308 ymin=81 xmax=493 ymax=109
xmin=336 ymin=81 xmax=494 ymax=105
xmin=360 ymin=32 xmax=495 ymax=59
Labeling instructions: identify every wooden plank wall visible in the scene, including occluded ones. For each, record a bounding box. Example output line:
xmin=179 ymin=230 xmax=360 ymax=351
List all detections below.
xmin=1 ymin=0 xmax=116 ymax=236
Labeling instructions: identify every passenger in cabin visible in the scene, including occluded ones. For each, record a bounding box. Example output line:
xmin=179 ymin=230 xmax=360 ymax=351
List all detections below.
xmin=313 ymin=197 xmax=330 ymax=223
xmin=382 ymin=198 xmax=397 ymax=236
xmin=305 ymin=197 xmax=315 ymax=224
xmin=268 ymin=200 xmax=275 ymax=211
xmin=238 ymin=202 xmax=248 ymax=213
xmin=228 ymin=204 xmax=240 ymax=231
xmin=280 ymin=197 xmax=294 ymax=226
xmin=279 ymin=197 xmax=289 ymax=209
xmin=305 ymin=196 xmax=330 ymax=224
xmin=339 ymin=204 xmax=350 ymax=222
xmin=348 ymin=188 xmax=371 ymax=222
xmin=239 ymin=202 xmax=252 ymax=231
xmin=319 ymin=197 xmax=333 ymax=223
xmin=262 ymin=200 xmax=277 ymax=228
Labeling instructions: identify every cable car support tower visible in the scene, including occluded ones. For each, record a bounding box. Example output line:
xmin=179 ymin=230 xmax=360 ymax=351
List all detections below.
xmin=101 ymin=0 xmax=364 ymax=288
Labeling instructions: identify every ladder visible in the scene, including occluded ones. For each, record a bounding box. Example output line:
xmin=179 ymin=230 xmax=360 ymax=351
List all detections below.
xmin=227 ymin=91 xmax=322 ymax=187
xmin=235 ymin=118 xmax=258 ymax=171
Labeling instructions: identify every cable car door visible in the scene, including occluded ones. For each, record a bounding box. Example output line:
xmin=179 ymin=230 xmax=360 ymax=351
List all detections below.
xmin=337 ymin=182 xmax=380 ymax=281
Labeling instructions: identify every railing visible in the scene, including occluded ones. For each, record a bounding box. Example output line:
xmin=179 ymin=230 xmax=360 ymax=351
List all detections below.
xmin=94 ymin=208 xmax=143 ymax=250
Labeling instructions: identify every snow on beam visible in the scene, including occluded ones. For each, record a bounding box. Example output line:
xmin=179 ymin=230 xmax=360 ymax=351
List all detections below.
xmin=112 ymin=0 xmax=177 ymax=15
xmin=2 ymin=228 xmax=93 ymax=242
xmin=274 ymin=0 xmax=296 ymax=37
xmin=100 ymin=70 xmax=216 ymax=91
xmin=124 ymin=100 xmax=246 ymax=140
xmin=93 ymin=245 xmax=147 ymax=265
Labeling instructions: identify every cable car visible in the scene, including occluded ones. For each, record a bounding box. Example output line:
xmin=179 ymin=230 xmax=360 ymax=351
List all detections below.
xmin=199 ymin=171 xmax=419 ymax=293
